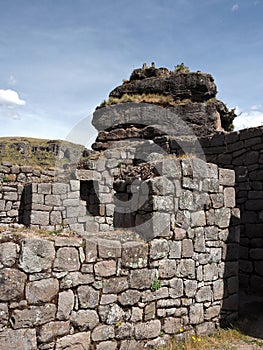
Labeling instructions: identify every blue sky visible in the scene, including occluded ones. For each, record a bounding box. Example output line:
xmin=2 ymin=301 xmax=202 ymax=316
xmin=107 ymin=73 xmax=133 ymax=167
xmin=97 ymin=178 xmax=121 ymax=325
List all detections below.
xmin=0 ymin=0 xmax=262 ymax=147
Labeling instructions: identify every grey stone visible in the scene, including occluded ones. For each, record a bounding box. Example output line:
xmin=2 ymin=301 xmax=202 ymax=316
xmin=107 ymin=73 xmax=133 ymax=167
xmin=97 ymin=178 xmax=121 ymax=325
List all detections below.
xmin=224 ymin=187 xmax=236 ymax=208
xmin=38 ymin=320 xmax=70 ymax=343
xmin=189 ymin=304 xmax=204 ymax=324
xmin=103 ymin=277 xmax=129 ymax=294
xmin=169 ymin=241 xmax=182 ymax=259
xmin=56 ymin=331 xmax=90 ymax=350
xmin=177 ymin=259 xmax=195 ymax=278
xmin=191 ymin=210 xmax=206 ymax=227
xmin=52 ymin=183 xmax=69 ymax=195
xmin=134 ymin=320 xmax=161 ymax=340
xmin=122 ymin=241 xmax=148 ymax=268
xmin=118 ymin=290 xmax=141 ymax=306
xmin=99 ymin=303 xmax=124 ymax=325
xmin=85 ymin=238 xmax=98 ymax=262
xmin=54 ymin=247 xmax=80 ymax=271
xmin=31 ymin=210 xmax=50 ymax=225
xmin=219 ymin=168 xmax=235 ymax=186
xmin=144 ymin=302 xmax=156 ymax=321
xmin=0 ymin=268 xmax=27 ymax=301
xmin=182 ymin=239 xmax=194 ymax=257
xmin=19 ymin=238 xmax=55 ymax=273
xmin=130 ymin=269 xmax=154 ymax=289
xmin=0 ymin=303 xmax=8 ymax=329
xmin=150 ymin=239 xmax=169 ymax=260
xmin=163 ymin=317 xmax=181 ymax=334
xmin=169 ymin=278 xmax=183 ymax=298
xmin=115 ymin=322 xmax=134 ymax=340
xmin=204 ymin=263 xmax=218 ymax=281
xmin=26 ymin=278 xmax=59 ymax=304
xmin=0 ymin=242 xmax=17 ymax=266
xmin=97 ymin=341 xmax=117 ymax=350
xmin=213 ymin=279 xmax=224 ymax=300
xmin=205 ymin=305 xmax=221 ymax=319
xmin=92 ymin=325 xmax=115 ymax=341
xmin=11 ymin=304 xmax=56 ymax=328
xmin=78 ymin=285 xmax=100 ymax=308
xmin=60 ymin=272 xmax=94 ymax=289
xmin=95 ymin=260 xmax=116 ymax=277
xmin=100 ymin=294 xmax=117 ymax=305
xmin=98 ymin=239 xmax=122 ymax=258
xmin=131 ymin=307 xmax=143 ymax=322
xmin=0 ymin=328 xmax=37 ymax=350
xmin=57 ymin=290 xmax=74 ymax=320
xmin=159 ymin=259 xmax=176 ymax=278
xmin=70 ymin=310 xmax=99 ymax=330
xmin=196 ymin=286 xmax=212 ymax=302
xmin=184 ymin=280 xmax=197 ymax=297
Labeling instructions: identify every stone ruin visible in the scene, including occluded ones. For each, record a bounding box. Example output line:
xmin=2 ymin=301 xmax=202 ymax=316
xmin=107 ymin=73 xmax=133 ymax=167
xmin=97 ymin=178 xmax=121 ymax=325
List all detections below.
xmin=0 ymin=65 xmax=262 ymax=349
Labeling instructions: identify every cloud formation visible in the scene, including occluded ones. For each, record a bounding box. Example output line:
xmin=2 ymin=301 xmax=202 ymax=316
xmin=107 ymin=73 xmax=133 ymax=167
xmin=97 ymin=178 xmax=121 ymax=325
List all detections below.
xmin=233 ymin=108 xmax=263 ymax=130
xmin=0 ymin=89 xmax=26 ymax=106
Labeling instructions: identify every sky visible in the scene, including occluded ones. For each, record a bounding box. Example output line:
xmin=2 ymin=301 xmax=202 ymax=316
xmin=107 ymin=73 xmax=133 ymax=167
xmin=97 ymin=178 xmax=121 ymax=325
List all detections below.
xmin=0 ymin=0 xmax=263 ymax=147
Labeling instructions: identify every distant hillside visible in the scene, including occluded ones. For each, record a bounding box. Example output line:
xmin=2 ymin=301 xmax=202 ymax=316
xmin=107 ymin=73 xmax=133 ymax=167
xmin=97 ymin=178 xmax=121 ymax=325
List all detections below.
xmin=0 ymin=137 xmax=92 ymax=169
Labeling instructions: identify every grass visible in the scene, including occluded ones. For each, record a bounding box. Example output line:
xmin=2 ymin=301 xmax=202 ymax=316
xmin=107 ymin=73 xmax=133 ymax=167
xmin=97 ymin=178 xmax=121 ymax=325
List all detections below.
xmin=155 ymin=328 xmax=263 ymax=350
xmin=0 ymin=136 xmax=88 ymax=169
xmin=97 ymin=93 xmax=194 ymax=109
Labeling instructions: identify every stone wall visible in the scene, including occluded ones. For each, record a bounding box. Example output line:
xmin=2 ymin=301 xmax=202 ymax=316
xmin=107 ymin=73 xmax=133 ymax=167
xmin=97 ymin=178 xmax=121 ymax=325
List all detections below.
xmin=199 ymin=126 xmax=263 ymax=292
xmin=0 ymin=210 xmax=238 ymax=349
xmin=151 ymin=126 xmax=263 ymax=292
xmin=0 ymin=162 xmax=55 ymax=183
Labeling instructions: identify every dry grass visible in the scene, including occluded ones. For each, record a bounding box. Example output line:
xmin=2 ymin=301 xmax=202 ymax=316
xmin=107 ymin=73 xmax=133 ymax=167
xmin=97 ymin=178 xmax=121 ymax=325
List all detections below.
xmin=0 ymin=136 xmax=86 ymax=168
xmin=97 ymin=93 xmax=193 ymax=109
xmin=155 ymin=328 xmax=263 ymax=350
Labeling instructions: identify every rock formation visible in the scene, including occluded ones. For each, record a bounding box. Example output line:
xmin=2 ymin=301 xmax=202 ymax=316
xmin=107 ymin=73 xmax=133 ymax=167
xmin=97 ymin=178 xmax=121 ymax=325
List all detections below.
xmin=92 ymin=64 xmax=236 ymax=151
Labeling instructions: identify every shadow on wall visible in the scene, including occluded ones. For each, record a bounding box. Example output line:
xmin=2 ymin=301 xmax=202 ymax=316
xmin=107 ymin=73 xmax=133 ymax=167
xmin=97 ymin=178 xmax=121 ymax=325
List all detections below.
xmin=220 ymin=209 xmax=240 ymax=328
xmin=18 ymin=184 xmax=32 ymax=226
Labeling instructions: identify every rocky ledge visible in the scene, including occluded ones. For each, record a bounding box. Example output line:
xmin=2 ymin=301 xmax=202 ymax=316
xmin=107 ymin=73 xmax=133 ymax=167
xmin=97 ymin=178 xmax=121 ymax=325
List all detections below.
xmin=92 ymin=64 xmax=236 ymax=151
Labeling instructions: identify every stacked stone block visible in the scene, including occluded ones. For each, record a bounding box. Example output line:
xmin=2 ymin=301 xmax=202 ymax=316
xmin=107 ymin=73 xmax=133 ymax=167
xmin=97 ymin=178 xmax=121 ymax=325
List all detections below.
xmin=0 ymin=162 xmax=55 ymax=183
xmin=0 ymin=184 xmax=23 ymax=224
xmin=0 ymin=218 xmax=238 ymax=349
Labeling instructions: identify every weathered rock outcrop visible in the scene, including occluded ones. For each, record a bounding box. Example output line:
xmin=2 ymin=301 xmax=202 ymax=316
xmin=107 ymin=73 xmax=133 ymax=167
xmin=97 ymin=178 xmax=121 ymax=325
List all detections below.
xmin=92 ymin=65 xmax=236 ymax=151
xmin=110 ymin=69 xmax=217 ymax=102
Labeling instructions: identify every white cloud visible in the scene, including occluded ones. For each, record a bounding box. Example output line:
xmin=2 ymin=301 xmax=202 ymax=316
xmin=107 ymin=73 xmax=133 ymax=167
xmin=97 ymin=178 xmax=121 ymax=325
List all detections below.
xmin=232 ymin=4 xmax=239 ymax=11
xmin=233 ymin=108 xmax=263 ymax=130
xmin=0 ymin=89 xmax=26 ymax=106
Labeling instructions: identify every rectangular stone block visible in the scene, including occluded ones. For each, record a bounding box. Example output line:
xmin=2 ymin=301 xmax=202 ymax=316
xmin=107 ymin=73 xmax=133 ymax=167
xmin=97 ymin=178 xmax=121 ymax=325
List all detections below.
xmin=30 ymin=211 xmax=50 ymax=226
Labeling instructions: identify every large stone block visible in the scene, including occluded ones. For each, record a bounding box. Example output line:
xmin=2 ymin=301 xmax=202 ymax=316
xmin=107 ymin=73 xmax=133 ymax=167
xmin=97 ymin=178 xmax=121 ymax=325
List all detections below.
xmin=130 ymin=269 xmax=154 ymax=289
xmin=38 ymin=320 xmax=70 ymax=343
xmin=0 ymin=328 xmax=37 ymax=350
xmin=94 ymin=260 xmax=116 ymax=277
xmin=78 ymin=285 xmax=100 ymax=308
xmin=57 ymin=290 xmax=74 ymax=320
xmin=54 ymin=247 xmax=80 ymax=271
xmin=103 ymin=277 xmax=129 ymax=294
xmin=134 ymin=320 xmax=161 ymax=340
xmin=118 ymin=290 xmax=141 ymax=306
xmin=92 ymin=325 xmax=115 ymax=341
xmin=70 ymin=310 xmax=99 ymax=331
xmin=0 ymin=268 xmax=27 ymax=301
xmin=122 ymin=241 xmax=148 ymax=268
xmin=26 ymin=278 xmax=59 ymax=304
xmin=189 ymin=303 xmax=204 ymax=324
xmin=30 ymin=210 xmax=50 ymax=225
xmin=0 ymin=242 xmax=17 ymax=267
xmin=56 ymin=331 xmax=91 ymax=350
xmin=11 ymin=304 xmax=56 ymax=328
xmin=19 ymin=238 xmax=55 ymax=273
